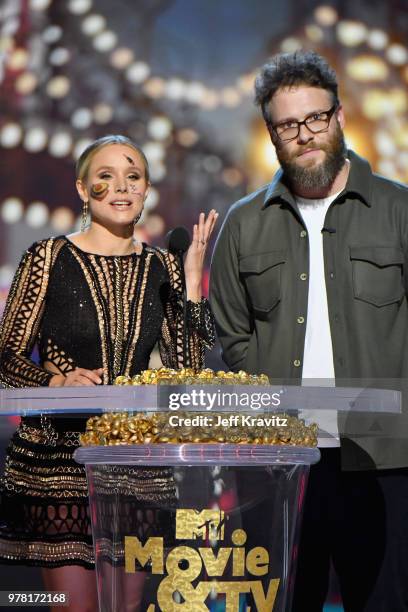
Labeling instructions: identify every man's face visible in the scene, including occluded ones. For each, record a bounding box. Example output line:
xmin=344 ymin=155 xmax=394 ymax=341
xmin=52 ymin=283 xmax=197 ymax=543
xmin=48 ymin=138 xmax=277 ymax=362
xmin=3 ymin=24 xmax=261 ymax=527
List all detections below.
xmin=267 ymin=86 xmax=347 ymax=192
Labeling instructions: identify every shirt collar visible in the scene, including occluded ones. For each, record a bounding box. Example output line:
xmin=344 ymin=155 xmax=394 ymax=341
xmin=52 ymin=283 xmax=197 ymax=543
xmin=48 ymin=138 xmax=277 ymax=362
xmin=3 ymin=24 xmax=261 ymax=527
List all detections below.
xmin=262 ymin=149 xmax=373 ymax=209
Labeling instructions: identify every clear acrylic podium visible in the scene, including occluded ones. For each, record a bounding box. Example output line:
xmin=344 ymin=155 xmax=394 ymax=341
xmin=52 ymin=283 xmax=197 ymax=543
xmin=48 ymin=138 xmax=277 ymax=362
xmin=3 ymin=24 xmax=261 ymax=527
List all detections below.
xmin=75 ymin=443 xmax=319 ymax=612
xmin=0 ymin=384 xmax=401 ymax=611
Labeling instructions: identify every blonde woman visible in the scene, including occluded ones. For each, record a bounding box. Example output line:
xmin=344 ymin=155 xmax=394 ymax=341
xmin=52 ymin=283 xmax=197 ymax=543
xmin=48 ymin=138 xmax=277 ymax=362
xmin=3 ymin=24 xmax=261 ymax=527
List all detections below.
xmin=0 ymin=135 xmax=217 ymax=611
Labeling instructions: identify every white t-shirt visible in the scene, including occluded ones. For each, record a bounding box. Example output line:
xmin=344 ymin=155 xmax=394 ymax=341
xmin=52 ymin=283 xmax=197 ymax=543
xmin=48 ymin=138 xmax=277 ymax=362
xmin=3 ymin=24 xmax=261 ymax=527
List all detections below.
xmin=296 ymin=190 xmax=342 ymax=447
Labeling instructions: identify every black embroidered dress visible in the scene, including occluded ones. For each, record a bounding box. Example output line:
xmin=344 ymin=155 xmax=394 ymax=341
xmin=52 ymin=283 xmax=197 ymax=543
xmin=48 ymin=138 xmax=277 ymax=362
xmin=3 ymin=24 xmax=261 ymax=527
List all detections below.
xmin=0 ymin=236 xmax=215 ymax=567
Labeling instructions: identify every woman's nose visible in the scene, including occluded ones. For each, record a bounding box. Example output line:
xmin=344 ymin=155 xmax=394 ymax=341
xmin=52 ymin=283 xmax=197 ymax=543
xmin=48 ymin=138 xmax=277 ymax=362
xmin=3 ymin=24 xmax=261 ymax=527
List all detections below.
xmin=115 ymin=180 xmax=127 ymax=193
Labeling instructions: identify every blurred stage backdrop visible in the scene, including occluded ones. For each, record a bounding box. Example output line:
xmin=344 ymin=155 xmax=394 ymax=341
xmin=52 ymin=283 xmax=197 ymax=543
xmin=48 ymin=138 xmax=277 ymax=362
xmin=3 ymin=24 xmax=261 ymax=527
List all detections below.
xmin=0 ymin=0 xmax=407 ymax=305
xmin=0 ymin=1 xmax=407 ymax=608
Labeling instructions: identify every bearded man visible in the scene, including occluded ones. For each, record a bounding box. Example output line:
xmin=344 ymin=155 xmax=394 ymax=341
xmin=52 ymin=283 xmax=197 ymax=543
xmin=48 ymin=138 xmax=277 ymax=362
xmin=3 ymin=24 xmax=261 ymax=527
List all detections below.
xmin=210 ymin=51 xmax=408 ymax=611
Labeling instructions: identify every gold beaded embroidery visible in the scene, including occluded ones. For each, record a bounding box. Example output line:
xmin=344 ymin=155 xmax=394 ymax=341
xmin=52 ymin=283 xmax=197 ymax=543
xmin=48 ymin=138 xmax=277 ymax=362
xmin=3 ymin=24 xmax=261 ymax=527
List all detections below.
xmin=0 ymin=539 xmax=94 ymax=564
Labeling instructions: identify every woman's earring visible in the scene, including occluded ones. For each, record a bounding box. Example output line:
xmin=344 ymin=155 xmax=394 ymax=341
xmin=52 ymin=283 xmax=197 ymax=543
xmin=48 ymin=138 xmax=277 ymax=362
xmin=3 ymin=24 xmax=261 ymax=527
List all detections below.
xmin=81 ymin=200 xmax=89 ymax=232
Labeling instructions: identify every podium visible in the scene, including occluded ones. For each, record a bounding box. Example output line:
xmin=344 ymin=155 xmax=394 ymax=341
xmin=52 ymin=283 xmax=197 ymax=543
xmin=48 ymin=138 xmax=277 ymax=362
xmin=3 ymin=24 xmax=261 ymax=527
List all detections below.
xmin=0 ymin=384 xmax=401 ymax=611
xmin=75 ymin=444 xmax=319 ymax=612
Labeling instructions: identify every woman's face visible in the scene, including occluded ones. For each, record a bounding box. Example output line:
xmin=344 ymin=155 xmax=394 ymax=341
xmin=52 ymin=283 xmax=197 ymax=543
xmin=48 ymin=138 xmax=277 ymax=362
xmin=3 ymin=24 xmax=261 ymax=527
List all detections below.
xmin=76 ymin=144 xmax=149 ymax=229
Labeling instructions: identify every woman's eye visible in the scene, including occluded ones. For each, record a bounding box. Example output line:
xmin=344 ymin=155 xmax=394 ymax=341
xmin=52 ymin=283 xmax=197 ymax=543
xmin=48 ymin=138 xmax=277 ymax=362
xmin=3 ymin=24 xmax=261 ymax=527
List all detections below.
xmin=128 ymin=174 xmax=140 ymax=180
xmin=99 ymin=172 xmax=112 ymax=179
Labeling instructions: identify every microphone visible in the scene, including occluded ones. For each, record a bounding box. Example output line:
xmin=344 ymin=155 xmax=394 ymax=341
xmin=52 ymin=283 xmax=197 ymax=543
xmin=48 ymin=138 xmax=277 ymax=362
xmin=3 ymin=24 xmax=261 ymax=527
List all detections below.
xmin=321 ymin=227 xmax=336 ymax=234
xmin=165 ymin=226 xmax=191 ymax=368
xmin=166 ymin=226 xmax=190 ymax=254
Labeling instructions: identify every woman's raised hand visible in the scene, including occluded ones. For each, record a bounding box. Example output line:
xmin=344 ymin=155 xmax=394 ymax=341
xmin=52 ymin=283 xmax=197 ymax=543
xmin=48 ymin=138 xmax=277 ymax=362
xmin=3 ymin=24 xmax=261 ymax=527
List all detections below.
xmin=184 ymin=209 xmax=218 ymax=302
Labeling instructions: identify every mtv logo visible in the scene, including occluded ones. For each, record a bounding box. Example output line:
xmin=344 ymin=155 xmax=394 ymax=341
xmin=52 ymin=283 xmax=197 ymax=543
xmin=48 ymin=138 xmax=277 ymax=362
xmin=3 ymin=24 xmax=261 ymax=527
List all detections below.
xmin=176 ymin=509 xmax=226 ymax=541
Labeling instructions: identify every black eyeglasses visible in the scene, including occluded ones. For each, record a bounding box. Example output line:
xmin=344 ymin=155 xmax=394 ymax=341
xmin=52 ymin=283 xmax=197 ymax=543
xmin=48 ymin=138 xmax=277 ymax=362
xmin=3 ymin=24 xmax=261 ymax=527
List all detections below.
xmin=270 ymin=104 xmax=338 ymax=142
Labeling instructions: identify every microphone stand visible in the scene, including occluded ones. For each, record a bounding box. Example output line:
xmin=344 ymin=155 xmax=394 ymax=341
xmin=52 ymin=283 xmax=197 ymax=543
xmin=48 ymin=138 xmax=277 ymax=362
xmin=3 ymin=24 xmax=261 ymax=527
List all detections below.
xmin=166 ymin=227 xmax=191 ymax=370
xmin=175 ymin=249 xmax=189 ymax=369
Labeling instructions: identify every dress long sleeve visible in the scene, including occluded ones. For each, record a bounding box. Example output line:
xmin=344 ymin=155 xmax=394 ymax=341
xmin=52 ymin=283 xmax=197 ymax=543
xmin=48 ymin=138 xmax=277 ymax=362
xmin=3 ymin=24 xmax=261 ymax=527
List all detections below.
xmin=0 ymin=239 xmax=55 ymax=388
xmin=156 ymin=249 xmax=215 ymax=370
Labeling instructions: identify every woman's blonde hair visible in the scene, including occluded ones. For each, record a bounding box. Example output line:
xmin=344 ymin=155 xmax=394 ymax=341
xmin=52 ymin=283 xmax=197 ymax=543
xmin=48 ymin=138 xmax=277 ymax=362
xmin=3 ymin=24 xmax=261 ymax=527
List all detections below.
xmin=76 ymin=135 xmax=150 ymax=182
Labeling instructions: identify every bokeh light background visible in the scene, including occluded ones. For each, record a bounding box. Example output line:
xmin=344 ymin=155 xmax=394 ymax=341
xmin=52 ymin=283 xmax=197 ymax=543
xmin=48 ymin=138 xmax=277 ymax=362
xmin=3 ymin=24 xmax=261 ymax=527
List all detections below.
xmin=0 ymin=0 xmax=407 ymax=312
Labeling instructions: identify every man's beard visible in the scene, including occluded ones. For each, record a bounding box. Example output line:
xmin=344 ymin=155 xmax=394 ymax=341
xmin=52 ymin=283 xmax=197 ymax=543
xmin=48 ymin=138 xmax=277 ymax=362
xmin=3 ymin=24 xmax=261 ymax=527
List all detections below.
xmin=277 ymin=122 xmax=347 ymax=193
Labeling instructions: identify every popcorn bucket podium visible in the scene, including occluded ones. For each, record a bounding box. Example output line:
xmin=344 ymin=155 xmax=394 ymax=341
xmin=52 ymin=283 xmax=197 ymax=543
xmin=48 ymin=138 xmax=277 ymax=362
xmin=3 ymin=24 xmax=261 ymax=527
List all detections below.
xmin=0 ymin=384 xmax=322 ymax=611
xmin=74 ymin=443 xmax=319 ymax=612
xmin=75 ymin=430 xmax=319 ymax=612
xmin=0 ymin=385 xmax=401 ymax=612
xmin=6 ymin=383 xmax=400 ymax=611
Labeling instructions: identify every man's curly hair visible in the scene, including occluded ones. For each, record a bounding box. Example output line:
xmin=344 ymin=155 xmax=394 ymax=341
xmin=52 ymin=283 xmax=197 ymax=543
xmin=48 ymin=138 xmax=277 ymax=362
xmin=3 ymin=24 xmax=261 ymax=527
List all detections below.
xmin=254 ymin=50 xmax=339 ymax=126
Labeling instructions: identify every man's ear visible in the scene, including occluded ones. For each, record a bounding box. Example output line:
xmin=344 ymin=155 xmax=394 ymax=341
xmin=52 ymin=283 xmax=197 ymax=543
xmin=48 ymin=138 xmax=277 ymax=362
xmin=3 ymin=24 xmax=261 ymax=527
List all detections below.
xmin=268 ymin=125 xmax=281 ymax=151
xmin=336 ymin=105 xmax=345 ymax=130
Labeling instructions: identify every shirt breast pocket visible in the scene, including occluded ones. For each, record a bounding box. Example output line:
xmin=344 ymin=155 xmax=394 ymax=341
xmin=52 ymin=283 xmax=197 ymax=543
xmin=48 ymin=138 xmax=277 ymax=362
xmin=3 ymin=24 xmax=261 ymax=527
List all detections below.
xmin=350 ymin=245 xmax=405 ymax=307
xmin=239 ymin=250 xmax=286 ymax=314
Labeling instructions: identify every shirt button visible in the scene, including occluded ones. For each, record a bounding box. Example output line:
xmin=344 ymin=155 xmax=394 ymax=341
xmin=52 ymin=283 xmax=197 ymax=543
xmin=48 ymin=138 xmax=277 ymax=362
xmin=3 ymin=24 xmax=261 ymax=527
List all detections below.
xmin=330 ymin=272 xmax=335 ymax=279
xmin=300 ymin=230 xmax=307 ymax=238
xmin=300 ymin=273 xmax=307 ymax=281
xmin=338 ymin=357 xmax=344 ymax=366
xmin=297 ymin=316 xmax=305 ymax=324
xmin=293 ymin=359 xmax=301 ymax=367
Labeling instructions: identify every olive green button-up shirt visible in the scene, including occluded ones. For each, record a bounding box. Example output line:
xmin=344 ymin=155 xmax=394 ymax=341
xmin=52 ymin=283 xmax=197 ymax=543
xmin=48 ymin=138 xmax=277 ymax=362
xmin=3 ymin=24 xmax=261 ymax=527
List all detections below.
xmin=210 ymin=150 xmax=408 ymax=469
